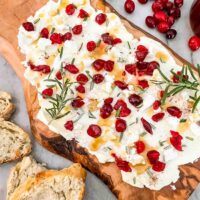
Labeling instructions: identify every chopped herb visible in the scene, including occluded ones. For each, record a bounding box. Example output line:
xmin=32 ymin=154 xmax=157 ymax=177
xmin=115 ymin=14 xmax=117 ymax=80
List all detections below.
xmin=106 ymin=19 xmax=109 ymax=26
xmin=104 ymin=147 xmax=112 ymax=151
xmin=96 ymin=40 xmax=101 ymax=47
xmin=197 ymin=64 xmax=200 ymax=77
xmin=90 ymin=81 xmax=94 ymax=90
xmin=115 ymin=107 xmax=121 ymax=117
xmin=117 ymin=92 xmax=121 ymax=97
xmin=86 ymin=70 xmax=93 ymax=79
xmin=71 ymin=58 xmax=75 ymax=64
xmin=186 ymin=136 xmax=194 ymax=141
xmin=119 ymin=132 xmax=124 ymax=142
xmin=133 ymin=177 xmax=136 ymax=184
xmin=140 ymin=132 xmax=147 ymax=137
xmin=146 ymin=167 xmax=153 ymax=177
xmin=127 ymin=41 xmax=131 ymax=50
xmin=51 ymin=27 xmax=55 ymax=34
xmin=117 ymin=57 xmax=126 ymax=63
xmin=34 ymin=18 xmax=40 ymax=24
xmin=88 ymin=111 xmax=96 ymax=119
xmin=59 ymin=46 xmax=64 ymax=59
xmin=78 ymin=43 xmax=83 ymax=51
xmin=164 ymin=145 xmax=171 ymax=150
xmin=160 ymin=58 xmax=166 ymax=63
xmin=129 ymin=118 xmax=139 ymax=126
xmin=126 ymin=146 xmax=131 ymax=154
xmin=159 ymin=140 xmax=166 ymax=146
xmin=180 ymin=119 xmax=187 ymax=123
xmin=83 ymin=17 xmax=88 ymax=21
xmin=74 ymin=112 xmax=84 ymax=123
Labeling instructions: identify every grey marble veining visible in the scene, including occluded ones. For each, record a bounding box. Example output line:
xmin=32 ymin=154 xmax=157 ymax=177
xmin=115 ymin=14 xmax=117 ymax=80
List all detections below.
xmin=0 ymin=1 xmax=200 ymax=200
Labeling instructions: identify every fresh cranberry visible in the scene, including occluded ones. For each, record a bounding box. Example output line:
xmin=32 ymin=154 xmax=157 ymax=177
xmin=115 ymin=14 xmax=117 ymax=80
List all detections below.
xmin=146 ymin=61 xmax=159 ymax=76
xmin=114 ymin=99 xmax=127 ymax=110
xmin=42 ymin=88 xmax=53 ymax=98
xmin=174 ymin=0 xmax=184 ymax=8
xmin=167 ymin=106 xmax=182 ymax=118
xmin=72 ymin=25 xmax=83 ymax=35
xmin=112 ymin=38 xmax=122 ymax=45
xmin=87 ymin=41 xmax=96 ymax=52
xmin=152 ymin=1 xmax=164 ymax=13
xmin=152 ymin=161 xmax=166 ymax=172
xmin=160 ymin=90 xmax=164 ymax=98
xmin=124 ymin=0 xmax=135 ymax=14
xmin=152 ymin=100 xmax=161 ymax=110
xmin=37 ymin=65 xmax=51 ymax=74
xmin=115 ymin=118 xmax=127 ymax=132
xmin=169 ymin=7 xmax=181 ymax=19
xmin=64 ymin=64 xmax=79 ymax=74
xmin=114 ymin=81 xmax=128 ymax=90
xmin=78 ymin=9 xmax=89 ymax=18
xmin=172 ymin=71 xmax=188 ymax=83
xmin=104 ymin=98 xmax=113 ymax=104
xmin=129 ymin=94 xmax=143 ymax=107
xmin=188 ymin=36 xmax=200 ymax=51
xmin=141 ymin=118 xmax=153 ymax=134
xmin=50 ymin=33 xmax=63 ymax=44
xmin=147 ymin=150 xmax=160 ymax=164
xmin=87 ymin=124 xmax=102 ymax=138
xmin=145 ymin=16 xmax=157 ymax=28
xmin=95 ymin=13 xmax=107 ymax=25
xmin=168 ymin=16 xmax=175 ymax=26
xmin=22 ymin=22 xmax=34 ymax=31
xmin=154 ymin=11 xmax=168 ymax=23
xmin=170 ymin=130 xmax=183 ymax=151
xmin=62 ymin=32 xmax=72 ymax=41
xmin=112 ymin=154 xmax=132 ymax=172
xmin=165 ymin=1 xmax=174 ymax=11
xmin=64 ymin=120 xmax=74 ymax=131
xmin=101 ymin=33 xmax=113 ymax=45
xmin=100 ymin=103 xmax=113 ymax=119
xmin=138 ymin=80 xmax=149 ymax=89
xmin=135 ymin=141 xmax=145 ymax=154
xmin=104 ymin=60 xmax=114 ymax=72
xmin=71 ymin=97 xmax=85 ymax=108
xmin=152 ymin=112 xmax=165 ymax=122
xmin=125 ymin=64 xmax=137 ymax=75
xmin=92 ymin=59 xmax=105 ymax=71
xmin=119 ymin=106 xmax=131 ymax=117
xmin=135 ymin=45 xmax=149 ymax=61
xmin=55 ymin=71 xmax=62 ymax=80
xmin=76 ymin=85 xmax=85 ymax=93
xmin=166 ymin=29 xmax=177 ymax=39
xmin=40 ymin=28 xmax=49 ymax=38
xmin=136 ymin=61 xmax=148 ymax=70
xmin=76 ymin=73 xmax=89 ymax=84
xmin=138 ymin=0 xmax=148 ymax=4
xmin=65 ymin=4 xmax=76 ymax=15
xmin=93 ymin=74 xmax=104 ymax=84
xmin=157 ymin=22 xmax=170 ymax=33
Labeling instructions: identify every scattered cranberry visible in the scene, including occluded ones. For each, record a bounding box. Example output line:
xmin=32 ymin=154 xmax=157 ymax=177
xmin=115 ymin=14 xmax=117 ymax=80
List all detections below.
xmin=152 ymin=161 xmax=166 ymax=172
xmin=147 ymin=150 xmax=160 ymax=164
xmin=170 ymin=130 xmax=183 ymax=151
xmin=114 ymin=99 xmax=127 ymax=110
xmin=141 ymin=118 xmax=153 ymax=134
xmin=152 ymin=100 xmax=161 ymax=110
xmin=168 ymin=16 xmax=175 ymax=26
xmin=64 ymin=121 xmax=74 ymax=131
xmin=87 ymin=124 xmax=102 ymax=138
xmin=40 ymin=28 xmax=49 ymax=38
xmin=135 ymin=141 xmax=145 ymax=154
xmin=112 ymin=38 xmax=122 ymax=45
xmin=129 ymin=94 xmax=143 ymax=107
xmin=22 ymin=22 xmax=34 ymax=31
xmin=169 ymin=7 xmax=181 ymax=19
xmin=165 ymin=2 xmax=174 ymax=11
xmin=62 ymin=32 xmax=72 ymax=41
xmin=100 ymin=103 xmax=113 ymax=119
xmin=115 ymin=118 xmax=127 ymax=132
xmin=120 ymin=106 xmax=131 ymax=117
xmin=104 ymin=98 xmax=113 ymax=104
xmin=42 ymin=88 xmax=53 ymax=98
xmin=157 ymin=22 xmax=170 ymax=33
xmin=135 ymin=45 xmax=149 ymax=61
xmin=95 ymin=13 xmax=107 ymax=25
xmin=55 ymin=71 xmax=62 ymax=80
xmin=172 ymin=71 xmax=188 ymax=83
xmin=138 ymin=80 xmax=149 ymax=89
xmin=125 ymin=64 xmax=136 ymax=75
xmin=76 ymin=73 xmax=89 ymax=84
xmin=152 ymin=112 xmax=165 ymax=122
xmin=160 ymin=90 xmax=164 ymax=98
xmin=78 ymin=9 xmax=89 ymax=18
xmin=167 ymin=106 xmax=182 ymax=118
xmin=93 ymin=74 xmax=104 ymax=84
xmin=104 ymin=60 xmax=114 ymax=72
xmin=152 ymin=1 xmax=164 ymax=13
xmin=71 ymin=97 xmax=85 ymax=108
xmin=87 ymin=41 xmax=96 ymax=52
xmin=114 ymin=80 xmax=128 ymax=90
xmin=146 ymin=61 xmax=159 ymax=75
xmin=145 ymin=16 xmax=157 ymax=28
xmin=50 ymin=33 xmax=63 ymax=44
xmin=124 ymin=0 xmax=135 ymax=14
xmin=72 ymin=25 xmax=83 ymax=35
xmin=136 ymin=61 xmax=148 ymax=70
xmin=166 ymin=29 xmax=177 ymax=39
xmin=138 ymin=0 xmax=148 ymax=4
xmin=65 ymin=4 xmax=76 ymax=15
xmin=112 ymin=154 xmax=132 ymax=172
xmin=92 ymin=59 xmax=105 ymax=71
xmin=30 ymin=64 xmax=50 ymax=74
xmin=188 ymin=36 xmax=200 ymax=51
xmin=76 ymin=85 xmax=85 ymax=93
xmin=174 ymin=0 xmax=184 ymax=8
xmin=64 ymin=64 xmax=79 ymax=74
xmin=154 ymin=11 xmax=168 ymax=23
xmin=101 ymin=33 xmax=113 ymax=45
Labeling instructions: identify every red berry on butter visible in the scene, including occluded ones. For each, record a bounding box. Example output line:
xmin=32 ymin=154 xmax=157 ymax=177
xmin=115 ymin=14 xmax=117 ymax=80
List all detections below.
xmin=115 ymin=118 xmax=127 ymax=132
xmin=87 ymin=124 xmax=102 ymax=138
xmin=22 ymin=22 xmax=34 ymax=31
xmin=64 ymin=120 xmax=74 ymax=131
xmin=95 ymin=13 xmax=107 ymax=25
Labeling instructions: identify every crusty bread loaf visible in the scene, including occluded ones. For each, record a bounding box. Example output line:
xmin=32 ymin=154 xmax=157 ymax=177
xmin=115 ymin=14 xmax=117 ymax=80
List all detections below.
xmin=9 ymin=163 xmax=86 ymax=200
xmin=0 ymin=91 xmax=15 ymax=120
xmin=7 ymin=156 xmax=47 ymax=199
xmin=0 ymin=120 xmax=31 ymax=164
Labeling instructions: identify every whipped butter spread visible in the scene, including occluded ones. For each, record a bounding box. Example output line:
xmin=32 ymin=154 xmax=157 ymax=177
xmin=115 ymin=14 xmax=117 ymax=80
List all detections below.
xmin=18 ymin=0 xmax=200 ymax=190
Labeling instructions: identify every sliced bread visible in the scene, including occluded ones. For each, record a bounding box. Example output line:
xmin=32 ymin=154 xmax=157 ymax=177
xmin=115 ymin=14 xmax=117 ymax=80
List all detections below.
xmin=0 ymin=91 xmax=15 ymax=120
xmin=0 ymin=120 xmax=31 ymax=164
xmin=7 ymin=156 xmax=47 ymax=199
xmin=9 ymin=163 xmax=86 ymax=200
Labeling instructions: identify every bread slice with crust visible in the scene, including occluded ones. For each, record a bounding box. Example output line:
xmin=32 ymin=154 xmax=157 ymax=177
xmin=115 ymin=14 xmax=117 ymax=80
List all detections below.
xmin=7 ymin=156 xmax=47 ymax=200
xmin=0 ymin=120 xmax=31 ymax=164
xmin=9 ymin=163 xmax=86 ymax=200
xmin=0 ymin=91 xmax=15 ymax=120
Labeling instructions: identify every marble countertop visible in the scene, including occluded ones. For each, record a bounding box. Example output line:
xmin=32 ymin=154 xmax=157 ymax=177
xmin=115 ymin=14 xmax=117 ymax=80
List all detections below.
xmin=0 ymin=0 xmax=200 ymax=200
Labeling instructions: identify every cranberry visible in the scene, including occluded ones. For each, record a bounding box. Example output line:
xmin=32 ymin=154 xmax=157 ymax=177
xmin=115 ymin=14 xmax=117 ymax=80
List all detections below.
xmin=65 ymin=4 xmax=76 ymax=15
xmin=71 ymin=97 xmax=85 ymax=108
xmin=147 ymin=150 xmax=160 ymax=164
xmin=76 ymin=85 xmax=85 ymax=93
xmin=136 ymin=61 xmax=148 ymax=70
xmin=152 ymin=161 xmax=166 ymax=172
xmin=93 ymin=74 xmax=104 ymax=84
xmin=114 ymin=100 xmax=127 ymax=110
xmin=167 ymin=16 xmax=175 ymax=27
xmin=112 ymin=154 xmax=132 ymax=172
xmin=87 ymin=124 xmax=102 ymax=138
xmin=120 ymin=106 xmax=131 ymax=117
xmin=72 ymin=25 xmax=83 ymax=35
xmin=101 ymin=33 xmax=113 ymax=45
xmin=64 ymin=64 xmax=79 ymax=74
xmin=55 ymin=71 xmax=62 ymax=80
xmin=152 ymin=112 xmax=165 ymax=122
xmin=152 ymin=100 xmax=161 ymax=110
xmin=160 ymin=90 xmax=164 ymax=98
xmin=95 ymin=13 xmax=107 ymax=25
xmin=129 ymin=94 xmax=143 ymax=107
xmin=165 ymin=2 xmax=174 ymax=11
xmin=50 ymin=33 xmax=63 ymax=44
xmin=22 ymin=22 xmax=34 ymax=31
xmin=112 ymin=38 xmax=122 ymax=45
xmin=125 ymin=64 xmax=136 ymax=75
xmin=124 ymin=0 xmax=135 ymax=14
xmin=152 ymin=1 xmax=164 ymax=13
xmin=135 ymin=141 xmax=145 ymax=154
xmin=78 ymin=9 xmax=89 ymax=18
xmin=100 ymin=103 xmax=113 ymax=119
xmin=42 ymin=88 xmax=53 ymax=98
xmin=104 ymin=60 xmax=114 ymax=72
xmin=170 ymin=130 xmax=183 ymax=151
xmin=166 ymin=29 xmax=177 ymax=39
xmin=115 ymin=118 xmax=127 ymax=132
xmin=169 ymin=7 xmax=181 ymax=19
xmin=174 ymin=0 xmax=184 ymax=8
xmin=76 ymin=73 xmax=89 ymax=84
xmin=138 ymin=0 xmax=148 ymax=4
xmin=38 ymin=65 xmax=51 ymax=74
xmin=145 ymin=16 xmax=157 ymax=29
xmin=146 ymin=61 xmax=159 ymax=76
xmin=172 ymin=71 xmax=188 ymax=83
xmin=167 ymin=106 xmax=182 ymax=118
xmin=40 ymin=28 xmax=49 ymax=38
xmin=114 ymin=81 xmax=128 ymax=90
xmin=64 ymin=120 xmax=74 ymax=131
xmin=135 ymin=45 xmax=149 ymax=62
xmin=87 ymin=41 xmax=96 ymax=52
xmin=141 ymin=118 xmax=153 ymax=134
xmin=138 ymin=80 xmax=149 ymax=89
xmin=154 ymin=11 xmax=168 ymax=23
xmin=62 ymin=32 xmax=72 ymax=41
xmin=104 ymin=98 xmax=113 ymax=104
xmin=92 ymin=59 xmax=105 ymax=71
xmin=157 ymin=22 xmax=170 ymax=33
xmin=188 ymin=36 xmax=200 ymax=51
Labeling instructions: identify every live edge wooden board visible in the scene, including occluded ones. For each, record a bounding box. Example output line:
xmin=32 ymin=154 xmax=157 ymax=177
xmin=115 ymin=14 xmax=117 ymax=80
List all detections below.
xmin=0 ymin=0 xmax=199 ymax=199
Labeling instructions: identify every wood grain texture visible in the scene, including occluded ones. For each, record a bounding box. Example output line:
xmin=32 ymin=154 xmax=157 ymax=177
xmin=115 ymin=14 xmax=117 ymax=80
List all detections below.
xmin=0 ymin=0 xmax=199 ymax=199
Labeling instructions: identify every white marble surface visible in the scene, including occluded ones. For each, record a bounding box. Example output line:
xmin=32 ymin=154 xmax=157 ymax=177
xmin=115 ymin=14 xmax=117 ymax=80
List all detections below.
xmin=0 ymin=0 xmax=200 ymax=200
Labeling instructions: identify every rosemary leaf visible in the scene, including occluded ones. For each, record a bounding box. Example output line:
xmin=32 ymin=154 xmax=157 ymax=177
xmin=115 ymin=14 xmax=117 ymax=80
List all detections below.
xmin=119 ymin=132 xmax=124 ymax=142
xmin=60 ymin=46 xmax=64 ymax=59
xmin=186 ymin=136 xmax=194 ymax=141
xmin=88 ymin=111 xmax=96 ymax=119
xmin=34 ymin=18 xmax=40 ymax=24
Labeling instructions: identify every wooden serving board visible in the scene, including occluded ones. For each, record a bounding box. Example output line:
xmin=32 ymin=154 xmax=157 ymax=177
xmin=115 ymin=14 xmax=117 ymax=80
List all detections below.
xmin=0 ymin=0 xmax=200 ymax=199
